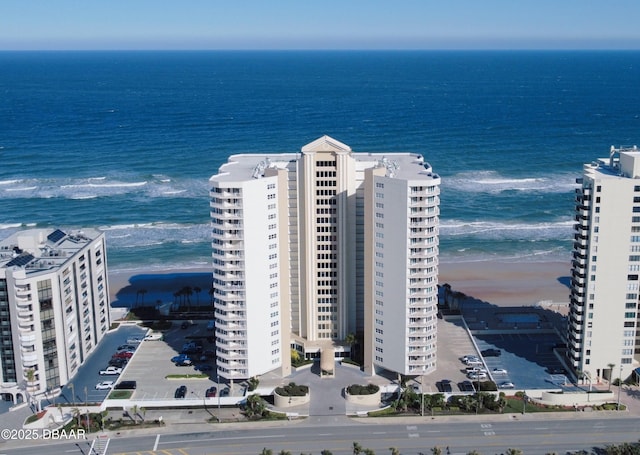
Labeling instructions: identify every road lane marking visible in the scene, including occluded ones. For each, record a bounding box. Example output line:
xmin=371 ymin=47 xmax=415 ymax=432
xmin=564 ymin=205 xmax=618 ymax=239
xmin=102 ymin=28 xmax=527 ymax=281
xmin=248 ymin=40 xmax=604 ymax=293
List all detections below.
xmin=160 ymin=434 xmax=286 ymax=445
xmin=408 ymin=433 xmax=420 ymax=438
xmin=153 ymin=434 xmax=160 ymax=451
xmin=372 ymin=431 xmax=386 ymax=434
xmin=318 ymin=433 xmax=332 ymax=436
xmin=406 ymin=425 xmax=417 ymax=431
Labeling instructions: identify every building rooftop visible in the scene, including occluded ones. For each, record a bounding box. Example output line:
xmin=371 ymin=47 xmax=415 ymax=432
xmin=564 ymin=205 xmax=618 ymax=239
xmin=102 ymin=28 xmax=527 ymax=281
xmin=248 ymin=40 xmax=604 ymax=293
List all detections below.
xmin=0 ymin=228 xmax=102 ymax=275
xmin=209 ymin=136 xmax=439 ymax=184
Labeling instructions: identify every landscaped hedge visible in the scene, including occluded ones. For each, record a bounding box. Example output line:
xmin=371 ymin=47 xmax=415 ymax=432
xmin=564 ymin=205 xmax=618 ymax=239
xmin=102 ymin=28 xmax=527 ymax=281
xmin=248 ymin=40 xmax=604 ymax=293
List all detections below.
xmin=275 ymin=382 xmax=309 ymax=397
xmin=347 ymin=384 xmax=379 ymax=395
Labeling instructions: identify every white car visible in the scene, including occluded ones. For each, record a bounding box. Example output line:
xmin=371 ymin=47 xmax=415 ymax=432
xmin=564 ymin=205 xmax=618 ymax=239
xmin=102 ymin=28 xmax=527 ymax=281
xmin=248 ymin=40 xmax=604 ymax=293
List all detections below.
xmin=499 ymin=381 xmax=515 ymax=389
xmin=461 ymin=355 xmax=479 ymax=362
xmin=493 ymin=368 xmax=508 ymax=374
xmin=127 ymin=336 xmax=143 ymax=344
xmin=99 ymin=366 xmax=122 ymax=376
xmin=467 ymin=372 xmax=488 ymax=380
xmin=95 ymin=381 xmax=114 ymax=390
xmin=144 ymin=332 xmax=163 ymax=341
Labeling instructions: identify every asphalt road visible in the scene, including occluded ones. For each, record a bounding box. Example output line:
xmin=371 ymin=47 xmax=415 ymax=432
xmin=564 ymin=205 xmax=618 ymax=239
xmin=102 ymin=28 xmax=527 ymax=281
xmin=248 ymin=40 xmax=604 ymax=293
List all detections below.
xmin=2 ymin=416 xmax=638 ymax=455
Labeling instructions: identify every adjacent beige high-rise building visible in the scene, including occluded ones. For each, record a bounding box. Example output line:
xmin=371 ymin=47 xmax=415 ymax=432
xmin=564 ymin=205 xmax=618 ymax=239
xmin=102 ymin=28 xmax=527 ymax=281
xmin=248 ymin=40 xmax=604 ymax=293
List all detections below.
xmin=210 ymin=136 xmax=441 ymax=381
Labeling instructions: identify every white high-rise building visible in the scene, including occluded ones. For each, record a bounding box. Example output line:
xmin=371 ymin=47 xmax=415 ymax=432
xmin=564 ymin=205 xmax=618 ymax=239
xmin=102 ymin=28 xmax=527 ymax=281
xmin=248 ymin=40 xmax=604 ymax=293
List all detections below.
xmin=209 ymin=136 xmax=441 ymax=381
xmin=0 ymin=228 xmax=110 ymax=404
xmin=569 ymin=146 xmax=640 ymax=384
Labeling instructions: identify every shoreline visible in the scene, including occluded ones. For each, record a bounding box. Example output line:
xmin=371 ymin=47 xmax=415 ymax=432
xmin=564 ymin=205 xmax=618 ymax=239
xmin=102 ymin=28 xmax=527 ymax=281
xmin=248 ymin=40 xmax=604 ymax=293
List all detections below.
xmin=107 ymin=259 xmax=572 ymax=310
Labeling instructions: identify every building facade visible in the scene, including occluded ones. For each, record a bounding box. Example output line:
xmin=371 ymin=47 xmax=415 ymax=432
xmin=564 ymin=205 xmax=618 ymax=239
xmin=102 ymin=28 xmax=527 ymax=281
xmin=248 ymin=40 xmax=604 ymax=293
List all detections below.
xmin=209 ymin=136 xmax=441 ymax=381
xmin=569 ymin=146 xmax=640 ymax=383
xmin=0 ymin=228 xmax=110 ymax=405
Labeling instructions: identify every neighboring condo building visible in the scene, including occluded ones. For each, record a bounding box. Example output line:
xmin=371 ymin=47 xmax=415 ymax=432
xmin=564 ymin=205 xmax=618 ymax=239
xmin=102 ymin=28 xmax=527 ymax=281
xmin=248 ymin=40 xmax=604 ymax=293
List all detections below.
xmin=209 ymin=136 xmax=441 ymax=381
xmin=0 ymin=228 xmax=109 ymax=404
xmin=569 ymin=146 xmax=640 ymax=384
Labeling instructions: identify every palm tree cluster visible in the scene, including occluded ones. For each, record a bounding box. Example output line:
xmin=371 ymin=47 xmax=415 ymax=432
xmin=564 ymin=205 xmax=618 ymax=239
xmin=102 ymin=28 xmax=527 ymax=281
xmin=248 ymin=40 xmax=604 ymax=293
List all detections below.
xmin=171 ymin=285 xmax=205 ymax=312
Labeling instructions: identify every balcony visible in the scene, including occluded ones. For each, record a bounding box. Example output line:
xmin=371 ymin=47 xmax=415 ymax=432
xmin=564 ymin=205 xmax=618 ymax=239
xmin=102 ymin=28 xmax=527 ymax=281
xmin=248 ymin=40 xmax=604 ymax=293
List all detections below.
xmin=14 ymin=285 xmax=31 ymax=298
xmin=215 ymin=311 xmax=246 ymax=323
xmin=20 ymin=333 xmax=36 ymax=344
xmin=22 ymin=353 xmax=38 ymax=366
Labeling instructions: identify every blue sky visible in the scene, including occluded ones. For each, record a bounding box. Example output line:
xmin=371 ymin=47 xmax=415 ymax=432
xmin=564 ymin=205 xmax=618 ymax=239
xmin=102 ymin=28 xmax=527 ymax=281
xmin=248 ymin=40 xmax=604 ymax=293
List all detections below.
xmin=3 ymin=0 xmax=640 ymax=50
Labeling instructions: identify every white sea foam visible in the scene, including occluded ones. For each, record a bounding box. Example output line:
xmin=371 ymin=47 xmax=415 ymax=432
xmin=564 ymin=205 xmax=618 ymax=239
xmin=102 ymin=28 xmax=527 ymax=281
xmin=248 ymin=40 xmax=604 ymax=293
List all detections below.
xmin=440 ymin=219 xmax=574 ymax=240
xmin=0 ymin=175 xmax=207 ymax=200
xmin=0 ymin=179 xmax=23 ymax=185
xmin=443 ymin=170 xmax=578 ymax=194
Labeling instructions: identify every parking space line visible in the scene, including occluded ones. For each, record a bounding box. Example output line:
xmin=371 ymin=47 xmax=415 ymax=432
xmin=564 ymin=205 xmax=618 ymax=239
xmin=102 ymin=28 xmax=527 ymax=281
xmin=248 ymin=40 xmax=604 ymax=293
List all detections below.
xmin=154 ymin=434 xmax=160 ymax=451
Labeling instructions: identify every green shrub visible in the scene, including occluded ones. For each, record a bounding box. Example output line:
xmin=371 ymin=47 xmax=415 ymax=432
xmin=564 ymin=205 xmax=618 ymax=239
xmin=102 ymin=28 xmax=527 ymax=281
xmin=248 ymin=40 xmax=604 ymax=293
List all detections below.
xmin=347 ymin=384 xmax=379 ymax=395
xmin=275 ymin=382 xmax=309 ymax=397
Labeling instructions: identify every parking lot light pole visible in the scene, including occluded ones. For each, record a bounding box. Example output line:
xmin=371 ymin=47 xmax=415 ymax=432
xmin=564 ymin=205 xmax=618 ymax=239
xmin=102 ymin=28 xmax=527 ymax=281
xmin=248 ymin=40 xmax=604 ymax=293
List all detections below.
xmin=69 ymin=383 xmax=75 ymax=406
xmin=420 ymin=376 xmax=424 ymax=417
xmin=617 ymin=365 xmax=623 ymax=411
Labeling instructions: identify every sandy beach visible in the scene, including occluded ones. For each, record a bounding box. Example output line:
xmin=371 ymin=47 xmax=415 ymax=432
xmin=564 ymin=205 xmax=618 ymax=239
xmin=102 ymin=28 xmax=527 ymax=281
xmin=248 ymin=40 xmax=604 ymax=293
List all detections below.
xmin=439 ymin=260 xmax=572 ymax=307
xmin=108 ymin=259 xmax=572 ymax=311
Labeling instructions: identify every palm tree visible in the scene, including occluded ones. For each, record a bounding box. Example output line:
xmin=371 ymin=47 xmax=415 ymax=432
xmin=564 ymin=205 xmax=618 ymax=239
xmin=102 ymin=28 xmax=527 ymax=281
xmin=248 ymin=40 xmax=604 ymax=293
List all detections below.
xmin=183 ymin=286 xmax=193 ymax=310
xmin=140 ymin=407 xmax=146 ymax=422
xmin=430 ymin=447 xmax=442 ymax=455
xmin=607 ymin=363 xmax=616 ymax=391
xmin=505 ymin=449 xmax=523 ymax=455
xmin=260 ymin=449 xmax=273 ymax=455
xmin=194 ymin=286 xmax=202 ymax=307
xmin=131 ymin=404 xmax=138 ymax=424
xmin=320 ymin=451 xmax=333 ymax=455
xmin=353 ymin=442 xmax=363 ymax=455
xmin=389 ymin=448 xmax=401 ymax=455
xmin=71 ymin=407 xmax=81 ymax=428
xmin=363 ymin=450 xmax=376 ymax=455
xmin=24 ymin=368 xmax=36 ymax=411
xmin=245 ymin=394 xmax=266 ymax=419
xmin=345 ymin=333 xmax=356 ymax=360
xmin=278 ymin=451 xmax=292 ymax=455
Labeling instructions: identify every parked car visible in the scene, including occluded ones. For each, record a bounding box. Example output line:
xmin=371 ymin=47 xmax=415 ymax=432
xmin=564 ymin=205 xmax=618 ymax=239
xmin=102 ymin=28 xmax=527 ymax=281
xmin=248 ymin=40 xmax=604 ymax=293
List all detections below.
xmin=108 ymin=358 xmax=128 ymax=367
xmin=175 ymin=385 xmax=187 ymax=399
xmin=220 ymin=388 xmax=229 ymax=397
xmin=499 ymin=381 xmax=515 ymax=389
xmin=205 ymin=387 xmax=217 ymax=397
xmin=117 ymin=344 xmax=137 ymax=352
xmin=95 ymin=381 xmax=114 ymax=390
xmin=127 ymin=336 xmax=143 ymax=344
xmin=461 ymin=354 xmax=480 ymax=362
xmin=467 ymin=372 xmax=488 ymax=380
xmin=99 ymin=366 xmax=122 ymax=376
xmin=112 ymin=351 xmax=133 ymax=359
xmin=144 ymin=332 xmax=163 ymax=341
xmin=114 ymin=380 xmax=137 ymax=390
xmin=181 ymin=321 xmax=190 ymax=329
xmin=465 ymin=366 xmax=486 ymax=373
xmin=481 ymin=348 xmax=501 ymax=357
xmin=492 ymin=368 xmax=508 ymax=374
xmin=171 ymin=354 xmax=192 ymax=364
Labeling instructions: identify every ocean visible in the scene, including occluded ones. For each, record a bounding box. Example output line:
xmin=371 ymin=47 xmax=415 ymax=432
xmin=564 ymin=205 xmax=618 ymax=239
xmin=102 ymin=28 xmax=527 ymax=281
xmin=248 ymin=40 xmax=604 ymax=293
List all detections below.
xmin=1 ymin=50 xmax=639 ymax=272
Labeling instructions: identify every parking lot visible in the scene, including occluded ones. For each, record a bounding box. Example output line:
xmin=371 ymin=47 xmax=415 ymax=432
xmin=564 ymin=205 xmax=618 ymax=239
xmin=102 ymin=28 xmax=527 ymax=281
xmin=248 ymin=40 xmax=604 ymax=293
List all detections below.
xmin=56 ymin=325 xmax=147 ymax=406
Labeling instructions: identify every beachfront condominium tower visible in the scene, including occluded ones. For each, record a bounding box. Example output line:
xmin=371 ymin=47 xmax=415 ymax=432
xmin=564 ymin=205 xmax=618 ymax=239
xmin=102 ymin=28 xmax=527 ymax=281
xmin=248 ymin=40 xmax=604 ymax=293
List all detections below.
xmin=209 ymin=136 xmax=441 ymax=381
xmin=0 ymin=228 xmax=110 ymax=405
xmin=569 ymin=146 xmax=640 ymax=384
